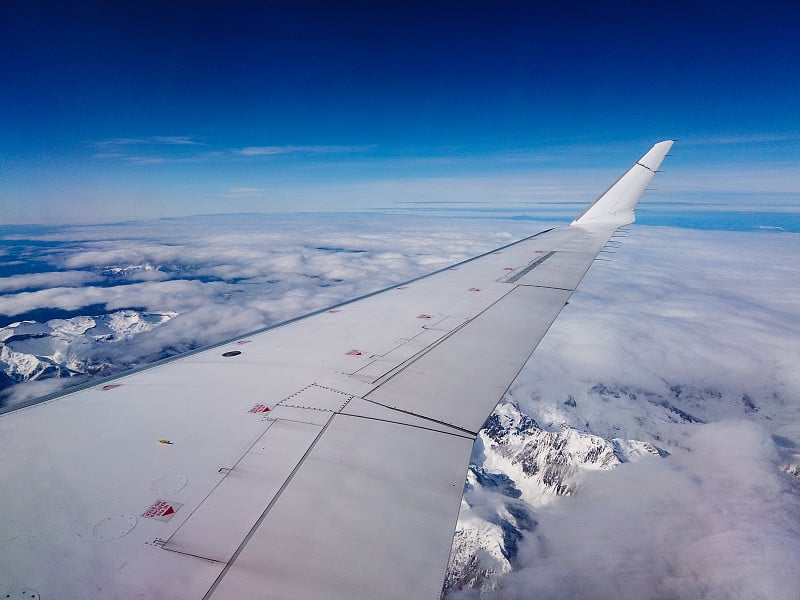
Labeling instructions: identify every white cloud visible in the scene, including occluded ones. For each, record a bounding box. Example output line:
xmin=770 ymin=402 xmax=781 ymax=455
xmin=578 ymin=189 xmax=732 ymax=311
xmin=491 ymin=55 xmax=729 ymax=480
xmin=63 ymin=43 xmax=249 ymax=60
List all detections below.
xmin=235 ymin=144 xmax=372 ymax=156
xmin=151 ymin=136 xmax=203 ymax=145
xmin=95 ymin=136 xmax=202 ymax=147
xmin=237 ymin=146 xmax=292 ymax=156
xmin=0 ymin=279 xmax=229 ymax=317
xmin=0 ymin=271 xmax=102 ymax=293
xmin=685 ymin=132 xmax=800 ymax=145
xmin=223 ymin=187 xmax=266 ymax=198
xmin=0 ymin=377 xmax=83 ymax=407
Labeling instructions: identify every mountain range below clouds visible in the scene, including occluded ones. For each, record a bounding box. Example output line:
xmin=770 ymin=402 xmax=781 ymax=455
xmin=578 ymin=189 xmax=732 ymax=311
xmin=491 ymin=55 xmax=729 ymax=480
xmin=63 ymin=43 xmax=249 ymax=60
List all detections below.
xmin=1 ymin=213 xmax=799 ymax=598
xmin=0 ymin=309 xmax=176 ymax=389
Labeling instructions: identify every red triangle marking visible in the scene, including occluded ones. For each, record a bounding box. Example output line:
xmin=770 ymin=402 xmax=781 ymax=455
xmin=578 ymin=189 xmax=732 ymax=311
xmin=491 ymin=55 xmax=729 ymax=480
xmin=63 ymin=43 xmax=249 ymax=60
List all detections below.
xmin=163 ymin=506 xmax=175 ymax=516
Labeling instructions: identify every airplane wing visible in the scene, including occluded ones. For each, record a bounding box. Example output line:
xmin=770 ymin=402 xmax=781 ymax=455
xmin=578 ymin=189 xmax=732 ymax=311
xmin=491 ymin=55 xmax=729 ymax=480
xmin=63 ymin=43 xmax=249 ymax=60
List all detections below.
xmin=0 ymin=141 xmax=673 ymax=599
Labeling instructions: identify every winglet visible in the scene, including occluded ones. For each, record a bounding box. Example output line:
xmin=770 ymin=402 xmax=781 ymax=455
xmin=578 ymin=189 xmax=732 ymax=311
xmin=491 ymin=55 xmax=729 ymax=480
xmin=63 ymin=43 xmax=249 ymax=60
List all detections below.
xmin=571 ymin=140 xmax=674 ymax=227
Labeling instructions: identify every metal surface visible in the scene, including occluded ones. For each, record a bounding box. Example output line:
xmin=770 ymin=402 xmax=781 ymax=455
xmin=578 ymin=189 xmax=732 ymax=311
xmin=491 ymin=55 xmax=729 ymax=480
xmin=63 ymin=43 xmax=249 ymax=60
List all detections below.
xmin=365 ymin=285 xmax=571 ymax=433
xmin=204 ymin=413 xmax=474 ymax=600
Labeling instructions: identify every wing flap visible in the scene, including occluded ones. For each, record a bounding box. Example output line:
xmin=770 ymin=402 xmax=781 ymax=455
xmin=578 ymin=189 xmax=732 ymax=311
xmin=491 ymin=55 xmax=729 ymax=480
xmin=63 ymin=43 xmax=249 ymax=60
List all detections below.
xmin=162 ymin=418 xmax=325 ymax=563
xmin=365 ymin=284 xmax=571 ymax=432
xmin=203 ymin=413 xmax=474 ymax=600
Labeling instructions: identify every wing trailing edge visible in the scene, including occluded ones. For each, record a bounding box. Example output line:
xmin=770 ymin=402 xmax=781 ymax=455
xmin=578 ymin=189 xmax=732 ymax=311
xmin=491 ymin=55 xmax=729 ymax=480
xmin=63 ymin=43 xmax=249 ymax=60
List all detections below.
xmin=572 ymin=140 xmax=674 ymax=227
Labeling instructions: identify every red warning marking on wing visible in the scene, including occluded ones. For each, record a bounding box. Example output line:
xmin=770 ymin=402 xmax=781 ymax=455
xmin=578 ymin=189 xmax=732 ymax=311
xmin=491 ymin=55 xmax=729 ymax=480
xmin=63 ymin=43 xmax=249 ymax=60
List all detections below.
xmin=328 ymin=309 xmax=342 ymax=313
xmin=101 ymin=384 xmax=121 ymax=391
xmin=346 ymin=349 xmax=363 ymax=356
xmin=396 ymin=286 xmax=408 ymax=290
xmin=417 ymin=314 xmax=432 ymax=319
xmin=503 ymin=267 xmax=515 ymax=271
xmin=468 ymin=287 xmax=481 ymax=292
xmin=237 ymin=339 xmax=252 ymax=345
xmin=142 ymin=500 xmax=182 ymax=521
xmin=249 ymin=404 xmax=271 ymax=414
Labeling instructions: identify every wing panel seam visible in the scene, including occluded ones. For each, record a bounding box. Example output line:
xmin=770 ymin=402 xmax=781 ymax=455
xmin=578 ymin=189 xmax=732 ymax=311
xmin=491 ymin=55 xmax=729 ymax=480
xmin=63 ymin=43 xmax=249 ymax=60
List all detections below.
xmin=358 ymin=396 xmax=479 ymax=437
xmin=200 ymin=416 xmax=335 ymax=599
xmin=160 ymin=419 xmax=277 ymax=552
xmin=338 ymin=411 xmax=476 ymax=440
xmin=516 ymin=284 xmax=575 ymax=292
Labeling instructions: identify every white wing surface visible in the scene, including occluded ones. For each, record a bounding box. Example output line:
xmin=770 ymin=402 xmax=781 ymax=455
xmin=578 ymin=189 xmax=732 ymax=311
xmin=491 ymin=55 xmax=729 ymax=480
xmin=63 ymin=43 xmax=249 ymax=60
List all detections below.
xmin=0 ymin=141 xmax=673 ymax=599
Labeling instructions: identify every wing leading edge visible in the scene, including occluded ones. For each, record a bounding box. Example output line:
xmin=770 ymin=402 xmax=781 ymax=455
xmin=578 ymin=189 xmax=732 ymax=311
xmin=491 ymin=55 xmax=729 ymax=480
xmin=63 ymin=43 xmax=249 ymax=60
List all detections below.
xmin=0 ymin=141 xmax=673 ymax=599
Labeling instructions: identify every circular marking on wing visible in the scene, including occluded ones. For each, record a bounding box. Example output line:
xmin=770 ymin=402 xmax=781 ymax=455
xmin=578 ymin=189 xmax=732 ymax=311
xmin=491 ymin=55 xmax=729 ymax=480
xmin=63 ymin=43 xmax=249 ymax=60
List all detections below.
xmin=93 ymin=514 xmax=138 ymax=541
xmin=150 ymin=474 xmax=188 ymax=496
xmin=1 ymin=590 xmax=40 ymax=600
xmin=222 ymin=350 xmax=241 ymax=357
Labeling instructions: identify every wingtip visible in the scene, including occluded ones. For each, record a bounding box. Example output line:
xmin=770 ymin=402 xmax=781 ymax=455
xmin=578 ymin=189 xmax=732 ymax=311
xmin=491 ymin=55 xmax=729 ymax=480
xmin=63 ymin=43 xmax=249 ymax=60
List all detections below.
xmin=571 ymin=140 xmax=674 ymax=227
xmin=638 ymin=140 xmax=674 ymax=172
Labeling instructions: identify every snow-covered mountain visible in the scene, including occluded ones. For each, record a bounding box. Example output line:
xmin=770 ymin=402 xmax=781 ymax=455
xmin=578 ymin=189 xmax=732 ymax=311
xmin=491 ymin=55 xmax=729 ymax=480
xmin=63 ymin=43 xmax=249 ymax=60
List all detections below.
xmin=443 ymin=398 xmax=664 ymax=595
xmin=0 ymin=310 xmax=176 ymax=389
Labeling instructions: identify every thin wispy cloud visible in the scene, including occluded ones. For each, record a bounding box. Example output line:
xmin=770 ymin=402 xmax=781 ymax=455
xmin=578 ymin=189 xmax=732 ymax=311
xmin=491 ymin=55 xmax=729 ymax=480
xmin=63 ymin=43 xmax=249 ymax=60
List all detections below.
xmin=684 ymin=132 xmax=800 ymax=145
xmin=151 ymin=136 xmax=203 ymax=145
xmin=221 ymin=187 xmax=267 ymax=198
xmin=94 ymin=135 xmax=204 ymax=147
xmin=90 ymin=136 xmax=208 ymax=165
xmin=126 ymin=155 xmax=167 ymax=165
xmin=237 ymin=146 xmax=293 ymax=156
xmin=89 ymin=138 xmax=374 ymax=166
xmin=235 ymin=144 xmax=374 ymax=156
xmin=94 ymin=137 xmax=147 ymax=146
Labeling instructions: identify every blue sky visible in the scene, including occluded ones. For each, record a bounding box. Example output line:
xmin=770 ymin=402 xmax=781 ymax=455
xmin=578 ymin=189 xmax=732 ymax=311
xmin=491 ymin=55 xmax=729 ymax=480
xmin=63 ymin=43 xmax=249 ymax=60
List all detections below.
xmin=2 ymin=1 xmax=799 ymax=225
